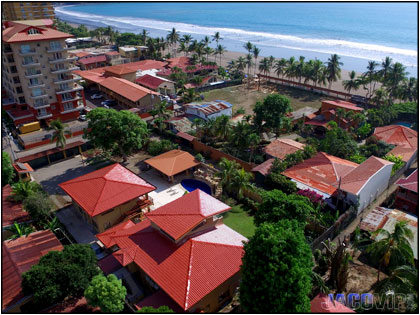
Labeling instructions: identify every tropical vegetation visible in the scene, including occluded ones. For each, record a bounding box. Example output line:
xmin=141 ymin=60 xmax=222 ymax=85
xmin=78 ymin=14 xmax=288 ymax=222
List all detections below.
xmin=2 ymin=151 xmax=14 ymax=186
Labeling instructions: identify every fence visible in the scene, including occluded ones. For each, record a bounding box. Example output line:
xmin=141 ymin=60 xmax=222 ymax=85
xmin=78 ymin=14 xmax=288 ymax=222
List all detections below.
xmin=310 ymin=206 xmax=357 ymax=251
xmin=195 ymin=79 xmax=243 ymax=93
xmin=191 ymin=139 xmax=256 ymax=172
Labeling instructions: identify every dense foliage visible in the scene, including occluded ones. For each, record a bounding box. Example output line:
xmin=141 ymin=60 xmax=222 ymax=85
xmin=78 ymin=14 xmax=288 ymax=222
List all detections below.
xmin=254 ymin=94 xmax=292 ymax=135
xmin=23 ymin=192 xmax=53 ymax=226
xmin=240 ymin=220 xmax=313 ymax=313
xmin=22 ymin=244 xmax=100 ymax=306
xmin=137 ymin=306 xmax=174 ymax=313
xmin=10 ymin=181 xmax=43 ymax=202
xmin=146 ymin=139 xmax=177 ymax=156
xmin=317 ymin=121 xmax=358 ymax=158
xmin=85 ymin=108 xmax=149 ymax=162
xmin=2 ymin=151 xmax=14 ymax=186
xmin=383 ymin=154 xmax=405 ymax=175
xmin=85 ymin=274 xmax=127 ymax=313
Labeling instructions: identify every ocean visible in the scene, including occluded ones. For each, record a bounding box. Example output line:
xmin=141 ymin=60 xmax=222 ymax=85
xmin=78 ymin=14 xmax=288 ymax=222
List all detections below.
xmin=55 ymin=2 xmax=418 ymax=76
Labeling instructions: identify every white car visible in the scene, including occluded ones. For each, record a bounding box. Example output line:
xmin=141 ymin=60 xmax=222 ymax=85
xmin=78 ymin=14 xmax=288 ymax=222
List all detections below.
xmin=79 ymin=115 xmax=87 ymax=121
xmin=91 ymin=93 xmax=103 ymax=100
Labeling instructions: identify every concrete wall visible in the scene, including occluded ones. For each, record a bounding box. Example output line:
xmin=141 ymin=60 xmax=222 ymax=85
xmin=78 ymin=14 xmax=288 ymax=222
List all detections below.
xmin=93 ymin=198 xmax=138 ymax=233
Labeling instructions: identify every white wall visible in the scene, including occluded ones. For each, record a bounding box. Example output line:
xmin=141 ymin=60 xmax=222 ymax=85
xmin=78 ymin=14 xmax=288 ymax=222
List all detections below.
xmin=185 ymin=107 xmax=232 ymax=121
xmin=207 ymin=107 xmax=232 ymax=120
xmin=355 ymin=164 xmax=393 ymax=214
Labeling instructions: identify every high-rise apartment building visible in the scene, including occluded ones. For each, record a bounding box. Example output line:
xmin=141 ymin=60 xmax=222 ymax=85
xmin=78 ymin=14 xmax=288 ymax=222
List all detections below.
xmin=2 ymin=2 xmax=55 ymax=21
xmin=2 ymin=20 xmax=85 ymax=126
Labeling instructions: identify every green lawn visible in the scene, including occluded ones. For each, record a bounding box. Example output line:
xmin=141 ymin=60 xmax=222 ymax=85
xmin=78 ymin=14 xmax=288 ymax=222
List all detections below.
xmin=222 ymin=204 xmax=256 ymax=238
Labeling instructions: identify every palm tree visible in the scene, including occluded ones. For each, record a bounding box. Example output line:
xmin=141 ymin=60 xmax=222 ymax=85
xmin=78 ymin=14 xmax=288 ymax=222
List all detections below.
xmin=246 ymin=53 xmax=254 ymax=87
xmin=6 ymin=222 xmax=34 ymax=240
xmin=141 ymin=29 xmax=149 ymax=45
xmin=204 ymin=46 xmax=214 ymax=63
xmin=42 ymin=216 xmax=61 ymax=232
xmin=380 ymin=56 xmax=393 ymax=82
xmin=202 ymin=35 xmax=211 ymax=48
xmin=371 ymin=88 xmax=388 ymax=107
xmin=182 ymin=88 xmax=201 ymax=103
xmin=363 ymin=60 xmax=379 ymax=100
xmin=252 ymin=45 xmax=260 ymax=76
xmin=151 ymin=100 xmax=171 ymax=120
xmin=231 ymin=168 xmax=255 ymax=200
xmin=342 ymin=70 xmax=360 ymax=94
xmin=212 ymin=32 xmax=221 ymax=45
xmin=181 ymin=34 xmax=192 ymax=47
xmin=374 ymin=265 xmax=418 ymax=296
xmin=217 ymin=158 xmax=241 ymax=195
xmin=367 ymin=220 xmax=415 ymax=283
xmin=258 ymin=57 xmax=270 ymax=87
xmin=325 ymin=54 xmax=343 ymax=89
xmin=214 ymin=115 xmax=231 ymax=141
xmin=275 ymin=58 xmax=287 ymax=79
xmin=243 ymin=41 xmax=253 ymax=54
xmin=400 ymin=77 xmax=418 ymax=102
xmin=311 ymin=59 xmax=326 ymax=87
xmin=177 ymin=42 xmax=188 ymax=56
xmin=166 ymin=28 xmax=180 ymax=57
xmin=236 ymin=56 xmax=246 ymax=74
xmin=385 ymin=62 xmax=408 ymax=103
xmin=215 ymin=44 xmax=226 ymax=67
xmin=268 ymin=56 xmax=275 ymax=75
xmin=295 ymin=56 xmax=306 ymax=83
xmin=192 ymin=118 xmax=204 ymax=137
xmin=285 ymin=56 xmax=297 ymax=82
xmin=248 ymin=133 xmax=260 ymax=163
xmin=50 ymin=119 xmax=71 ymax=149
xmin=10 ymin=181 xmax=41 ymax=202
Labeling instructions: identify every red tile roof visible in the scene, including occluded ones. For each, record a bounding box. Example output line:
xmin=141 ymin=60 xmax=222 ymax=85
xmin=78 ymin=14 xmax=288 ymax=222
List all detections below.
xmin=252 ymin=158 xmax=275 ymax=176
xmin=73 ymin=68 xmax=106 ymax=84
xmin=322 ymin=100 xmax=364 ymax=112
xmin=176 ymin=131 xmax=195 ymax=142
xmin=59 ymin=163 xmax=156 ymax=217
xmin=146 ymin=189 xmax=231 ymax=240
xmin=264 ymin=139 xmax=305 ymax=160
xmin=99 ymin=77 xmax=158 ymax=102
xmin=3 ymin=23 xmax=74 ymax=43
xmin=97 ymin=220 xmax=246 ymax=311
xmin=2 ymin=185 xmax=30 ymax=227
xmin=136 ymin=74 xmax=168 ymax=90
xmin=105 ymin=64 xmax=137 ymax=76
xmin=2 ymin=230 xmax=63 ymax=311
xmin=396 ymin=169 xmax=418 ymax=193
xmin=282 ymin=152 xmax=358 ymax=195
xmin=105 ymin=51 xmax=120 ymax=56
xmin=374 ymin=125 xmax=418 ymax=162
xmin=311 ymin=293 xmax=355 ymax=313
xmin=78 ymin=55 xmax=107 ymax=65
xmin=145 ymin=149 xmax=200 ymax=177
xmin=12 ymin=162 xmax=34 ymax=173
xmin=339 ymin=156 xmax=393 ymax=195
xmin=71 ymin=51 xmax=91 ymax=58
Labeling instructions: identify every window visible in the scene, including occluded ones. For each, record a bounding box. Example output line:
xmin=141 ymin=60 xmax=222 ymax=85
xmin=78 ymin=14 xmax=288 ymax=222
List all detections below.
xmin=18 ymin=96 xmax=26 ymax=104
xmin=53 ymin=52 xmax=63 ymax=60
xmin=32 ymin=88 xmax=43 ymax=96
xmin=13 ymin=77 xmax=20 ymax=84
xmin=218 ymin=290 xmax=229 ymax=303
xmin=50 ymin=41 xmax=61 ymax=50
xmin=63 ymin=103 xmax=73 ymax=111
xmin=34 ymin=98 xmax=45 ymax=106
xmin=23 ymin=56 xmax=33 ymax=64
xmin=16 ymin=87 xmax=23 ymax=94
xmin=27 ymin=28 xmax=41 ymax=35
xmin=62 ymin=92 xmax=72 ymax=100
xmin=29 ymin=78 xmax=39 ymax=86
xmin=59 ymin=83 xmax=69 ymax=91
xmin=10 ymin=66 xmax=17 ymax=73
xmin=27 ymin=67 xmax=37 ymax=75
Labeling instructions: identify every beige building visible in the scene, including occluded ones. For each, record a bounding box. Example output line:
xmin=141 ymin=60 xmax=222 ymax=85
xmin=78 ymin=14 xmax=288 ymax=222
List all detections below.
xmin=2 ymin=20 xmax=85 ymax=126
xmin=2 ymin=2 xmax=55 ymax=21
xmin=118 ymin=45 xmax=148 ymax=62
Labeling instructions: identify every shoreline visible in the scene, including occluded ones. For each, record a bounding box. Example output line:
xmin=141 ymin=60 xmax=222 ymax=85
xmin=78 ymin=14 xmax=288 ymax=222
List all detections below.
xmin=65 ymin=20 xmax=372 ymax=95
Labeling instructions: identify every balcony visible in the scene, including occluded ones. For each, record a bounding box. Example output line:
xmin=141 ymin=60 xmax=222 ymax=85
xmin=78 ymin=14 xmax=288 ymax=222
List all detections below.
xmin=50 ymin=66 xmax=80 ymax=74
xmin=32 ymin=101 xmax=50 ymax=109
xmin=3 ymin=48 xmax=13 ymax=54
xmin=55 ymin=84 xmax=83 ymax=95
xmin=48 ymin=56 xmax=77 ymax=64
xmin=36 ymin=112 xmax=52 ymax=119
xmin=28 ymin=81 xmax=45 ymax=89
xmin=47 ymin=46 xmax=70 ymax=53
xmin=22 ymin=59 xmax=40 ymax=67
xmin=60 ymin=105 xmax=84 ymax=114
xmin=25 ymin=71 xmax=43 ymax=78
xmin=53 ymin=75 xmax=82 ymax=85
xmin=19 ymin=48 xmax=37 ymax=56
xmin=61 ymin=95 xmax=83 ymax=103
xmin=30 ymin=93 xmax=48 ymax=100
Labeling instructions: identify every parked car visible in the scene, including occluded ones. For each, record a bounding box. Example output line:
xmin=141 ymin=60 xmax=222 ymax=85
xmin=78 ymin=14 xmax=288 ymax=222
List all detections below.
xmin=91 ymin=93 xmax=103 ymax=100
xmin=90 ymin=241 xmax=108 ymax=260
xmin=78 ymin=114 xmax=87 ymax=121
xmin=101 ymin=99 xmax=116 ymax=107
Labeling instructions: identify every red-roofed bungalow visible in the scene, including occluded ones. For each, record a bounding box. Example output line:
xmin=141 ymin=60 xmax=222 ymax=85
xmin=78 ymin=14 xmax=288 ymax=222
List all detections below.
xmin=59 ymin=163 xmax=156 ymax=233
xmin=394 ymin=169 xmax=418 ymax=214
xmin=97 ymin=189 xmax=247 ymax=313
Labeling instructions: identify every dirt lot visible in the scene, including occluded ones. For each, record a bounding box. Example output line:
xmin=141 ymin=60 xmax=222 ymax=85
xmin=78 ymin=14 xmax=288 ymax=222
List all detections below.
xmin=201 ymin=82 xmax=327 ymax=114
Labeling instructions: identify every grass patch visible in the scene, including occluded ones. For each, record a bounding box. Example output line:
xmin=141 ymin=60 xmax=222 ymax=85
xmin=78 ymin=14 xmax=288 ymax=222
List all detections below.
xmin=222 ymin=204 xmax=256 ymax=238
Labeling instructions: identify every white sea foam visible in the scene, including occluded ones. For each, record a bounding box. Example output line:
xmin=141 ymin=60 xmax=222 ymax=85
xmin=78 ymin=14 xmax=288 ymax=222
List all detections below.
xmin=55 ymin=6 xmax=418 ymax=67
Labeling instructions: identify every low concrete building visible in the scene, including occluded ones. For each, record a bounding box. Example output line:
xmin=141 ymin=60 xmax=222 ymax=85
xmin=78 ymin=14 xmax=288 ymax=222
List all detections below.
xmin=184 ymin=100 xmax=233 ymax=121
xmin=394 ymin=169 xmax=418 ymax=214
xmin=59 ymin=163 xmax=156 ymax=233
xmin=135 ymin=74 xmax=176 ymax=96
xmin=77 ymin=54 xmax=107 ymax=70
xmin=118 ymin=46 xmax=148 ymax=62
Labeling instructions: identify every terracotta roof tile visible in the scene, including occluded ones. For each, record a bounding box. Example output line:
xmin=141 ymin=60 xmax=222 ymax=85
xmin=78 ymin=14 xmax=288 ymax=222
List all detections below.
xmin=59 ymin=163 xmax=156 ymax=217
xmin=3 ymin=23 xmax=73 ymax=43
xmin=252 ymin=158 xmax=275 ymax=176
xmin=136 ymin=74 xmax=169 ymax=90
xmin=99 ymin=77 xmax=158 ymax=102
xmin=2 ymin=230 xmax=63 ymax=310
xmin=396 ymin=169 xmax=418 ymax=193
xmin=78 ymin=55 xmax=107 ymax=65
xmin=146 ymin=189 xmax=231 ymax=240
xmin=322 ymin=100 xmax=364 ymax=112
xmin=264 ymin=139 xmax=305 ymax=160
xmin=2 ymin=185 xmax=30 ymax=227
xmin=145 ymin=149 xmax=200 ymax=177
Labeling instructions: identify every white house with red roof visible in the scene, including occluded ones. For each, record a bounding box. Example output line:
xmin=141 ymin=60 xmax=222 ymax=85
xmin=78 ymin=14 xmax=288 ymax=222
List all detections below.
xmin=59 ymin=163 xmax=156 ymax=233
xmin=97 ymin=189 xmax=246 ymax=313
xmin=283 ymin=152 xmax=394 ymax=213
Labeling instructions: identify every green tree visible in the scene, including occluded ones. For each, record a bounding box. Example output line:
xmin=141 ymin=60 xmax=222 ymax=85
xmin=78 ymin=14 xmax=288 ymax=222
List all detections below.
xmin=85 ymin=108 xmax=149 ymax=162
xmin=2 ymin=151 xmax=15 ymax=186
xmin=325 ymin=54 xmax=343 ymax=89
xmin=85 ymin=274 xmax=127 ymax=313
xmin=264 ymin=172 xmax=298 ymax=194
xmin=356 ymin=123 xmax=372 ymax=140
xmin=383 ymin=154 xmax=405 ymax=175
xmin=137 ymin=306 xmax=174 ymax=313
xmin=22 ymin=244 xmax=100 ymax=306
xmin=254 ymin=94 xmax=292 ymax=135
xmin=166 ymin=28 xmax=180 ymax=57
xmin=10 ymin=180 xmax=43 ymax=202
xmin=319 ymin=122 xmax=358 ymax=158
xmin=252 ymin=45 xmax=260 ymax=76
xmin=240 ymin=220 xmax=313 ymax=313
xmin=215 ymin=44 xmax=226 ymax=67
xmin=367 ymin=221 xmax=414 ymax=282
xmin=254 ymin=189 xmax=315 ymax=226
xmin=231 ymin=168 xmax=255 ymax=200
xmin=23 ymin=192 xmax=52 ymax=226
xmin=217 ymin=158 xmax=241 ymax=195
xmin=342 ymin=70 xmax=361 ymax=94
xmin=6 ymin=222 xmax=35 ymax=240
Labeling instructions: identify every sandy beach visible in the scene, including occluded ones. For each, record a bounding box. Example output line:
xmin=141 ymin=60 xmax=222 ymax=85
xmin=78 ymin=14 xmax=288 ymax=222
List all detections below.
xmin=67 ymin=21 xmax=365 ymax=95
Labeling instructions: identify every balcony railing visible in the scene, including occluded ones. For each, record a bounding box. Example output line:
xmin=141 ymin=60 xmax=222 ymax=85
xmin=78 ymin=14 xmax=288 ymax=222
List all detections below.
xmin=36 ymin=112 xmax=52 ymax=119
xmin=50 ymin=66 xmax=80 ymax=74
xmin=28 ymin=81 xmax=45 ymax=89
xmin=32 ymin=101 xmax=50 ymax=109
xmin=19 ymin=48 xmax=36 ymax=56
xmin=22 ymin=59 xmax=40 ymax=67
xmin=25 ymin=71 xmax=43 ymax=78
xmin=60 ymin=105 xmax=84 ymax=114
xmin=3 ymin=48 xmax=13 ymax=54
xmin=48 ymin=56 xmax=77 ymax=64
xmin=53 ymin=75 xmax=82 ymax=85
xmin=46 ymin=46 xmax=69 ymax=53
xmin=55 ymin=84 xmax=83 ymax=95
xmin=30 ymin=93 xmax=48 ymax=99
xmin=61 ymin=95 xmax=83 ymax=103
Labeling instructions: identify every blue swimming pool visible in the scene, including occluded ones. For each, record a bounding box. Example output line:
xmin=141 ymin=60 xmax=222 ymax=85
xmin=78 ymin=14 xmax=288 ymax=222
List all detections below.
xmin=394 ymin=121 xmax=412 ymax=128
xmin=181 ymin=179 xmax=212 ymax=195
